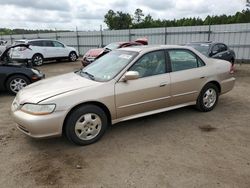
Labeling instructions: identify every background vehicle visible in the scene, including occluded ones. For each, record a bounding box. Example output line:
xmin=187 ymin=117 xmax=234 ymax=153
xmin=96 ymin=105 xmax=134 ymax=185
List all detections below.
xmin=0 ymin=44 xmax=45 ymax=94
xmin=186 ymin=41 xmax=236 ymax=64
xmin=0 ymin=40 xmax=8 ymax=55
xmin=10 ymin=39 xmax=79 ymax=66
xmin=82 ymin=38 xmax=148 ymax=66
xmin=11 ymin=45 xmax=235 ymax=146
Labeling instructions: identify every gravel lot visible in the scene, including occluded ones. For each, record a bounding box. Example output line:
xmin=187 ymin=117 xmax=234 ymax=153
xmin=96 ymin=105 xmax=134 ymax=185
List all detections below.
xmin=0 ymin=60 xmax=250 ymax=188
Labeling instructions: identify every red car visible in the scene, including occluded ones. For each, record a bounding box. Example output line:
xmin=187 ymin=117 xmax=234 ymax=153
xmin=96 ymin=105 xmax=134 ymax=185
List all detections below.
xmin=81 ymin=38 xmax=148 ymax=66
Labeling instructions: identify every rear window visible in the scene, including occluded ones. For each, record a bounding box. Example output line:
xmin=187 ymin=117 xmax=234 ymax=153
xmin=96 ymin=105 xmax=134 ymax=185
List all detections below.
xmin=187 ymin=43 xmax=211 ymax=56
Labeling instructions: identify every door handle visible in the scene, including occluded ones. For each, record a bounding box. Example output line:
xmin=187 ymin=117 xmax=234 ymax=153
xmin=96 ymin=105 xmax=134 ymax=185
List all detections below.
xmin=200 ymin=76 xmax=206 ymax=79
xmin=159 ymin=82 xmax=167 ymax=87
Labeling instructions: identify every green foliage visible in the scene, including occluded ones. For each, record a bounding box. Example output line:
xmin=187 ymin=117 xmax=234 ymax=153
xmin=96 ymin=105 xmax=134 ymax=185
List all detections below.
xmin=104 ymin=10 xmax=132 ymax=30
xmin=0 ymin=28 xmax=70 ymax=36
xmin=104 ymin=9 xmax=250 ymax=30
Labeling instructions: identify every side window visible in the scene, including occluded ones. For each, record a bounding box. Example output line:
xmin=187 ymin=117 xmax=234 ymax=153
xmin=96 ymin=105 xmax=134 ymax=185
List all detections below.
xmin=43 ymin=40 xmax=54 ymax=47
xmin=52 ymin=41 xmax=64 ymax=47
xmin=29 ymin=41 xmax=43 ymax=47
xmin=218 ymin=44 xmax=227 ymax=52
xmin=168 ymin=50 xmax=199 ymax=72
xmin=129 ymin=51 xmax=166 ymax=78
xmin=212 ymin=44 xmax=220 ymax=53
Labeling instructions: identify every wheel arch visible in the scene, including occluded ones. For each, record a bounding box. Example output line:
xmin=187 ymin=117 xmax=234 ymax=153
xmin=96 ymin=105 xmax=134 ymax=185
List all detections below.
xmin=204 ymin=80 xmax=221 ymax=93
xmin=62 ymin=101 xmax=112 ymax=135
xmin=32 ymin=53 xmax=44 ymax=59
xmin=4 ymin=73 xmax=31 ymax=89
xmin=69 ymin=51 xmax=78 ymax=58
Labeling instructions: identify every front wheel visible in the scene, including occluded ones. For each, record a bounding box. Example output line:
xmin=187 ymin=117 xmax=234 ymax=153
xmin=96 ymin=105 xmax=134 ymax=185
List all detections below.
xmin=69 ymin=52 xmax=78 ymax=62
xmin=6 ymin=75 xmax=30 ymax=95
xmin=196 ymin=83 xmax=219 ymax=112
xmin=65 ymin=105 xmax=108 ymax=145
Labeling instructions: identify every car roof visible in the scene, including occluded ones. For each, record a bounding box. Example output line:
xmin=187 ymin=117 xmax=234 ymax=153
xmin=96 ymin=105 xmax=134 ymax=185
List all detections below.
xmin=117 ymin=45 xmax=196 ymax=53
xmin=15 ymin=39 xmax=58 ymax=42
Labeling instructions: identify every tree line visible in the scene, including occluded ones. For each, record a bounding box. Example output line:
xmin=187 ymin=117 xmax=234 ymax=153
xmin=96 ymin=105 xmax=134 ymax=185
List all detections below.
xmin=0 ymin=28 xmax=70 ymax=36
xmin=104 ymin=9 xmax=250 ymax=30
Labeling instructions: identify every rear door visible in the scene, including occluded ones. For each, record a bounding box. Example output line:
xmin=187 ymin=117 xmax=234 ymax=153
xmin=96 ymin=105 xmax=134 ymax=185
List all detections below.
xmin=51 ymin=41 xmax=68 ymax=57
xmin=42 ymin=40 xmax=57 ymax=58
xmin=115 ymin=50 xmax=171 ymax=119
xmin=168 ymin=49 xmax=207 ymax=106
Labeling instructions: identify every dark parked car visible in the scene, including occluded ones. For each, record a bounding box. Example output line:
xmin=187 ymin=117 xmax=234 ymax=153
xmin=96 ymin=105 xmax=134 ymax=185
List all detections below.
xmin=186 ymin=42 xmax=236 ymax=64
xmin=82 ymin=38 xmax=148 ymax=66
xmin=0 ymin=44 xmax=45 ymax=94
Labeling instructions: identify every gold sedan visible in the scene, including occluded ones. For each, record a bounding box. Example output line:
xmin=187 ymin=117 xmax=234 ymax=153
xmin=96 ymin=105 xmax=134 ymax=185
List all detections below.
xmin=11 ymin=45 xmax=235 ymax=145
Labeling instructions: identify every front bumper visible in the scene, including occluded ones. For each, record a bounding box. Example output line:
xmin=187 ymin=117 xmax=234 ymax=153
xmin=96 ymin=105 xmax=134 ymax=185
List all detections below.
xmin=31 ymin=72 xmax=45 ymax=83
xmin=11 ymin=108 xmax=66 ymax=139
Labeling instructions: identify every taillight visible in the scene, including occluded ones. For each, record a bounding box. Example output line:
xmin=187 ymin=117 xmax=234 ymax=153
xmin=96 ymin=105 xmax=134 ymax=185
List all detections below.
xmin=18 ymin=47 xmax=27 ymax=51
xmin=229 ymin=64 xmax=235 ymax=74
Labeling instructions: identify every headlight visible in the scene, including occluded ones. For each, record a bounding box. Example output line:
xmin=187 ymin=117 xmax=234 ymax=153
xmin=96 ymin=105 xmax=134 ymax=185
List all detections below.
xmin=31 ymin=69 xmax=40 ymax=75
xmin=21 ymin=103 xmax=56 ymax=115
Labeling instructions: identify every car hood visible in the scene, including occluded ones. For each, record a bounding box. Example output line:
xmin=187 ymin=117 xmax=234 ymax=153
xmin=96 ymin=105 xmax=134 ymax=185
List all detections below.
xmin=16 ymin=72 xmax=97 ymax=104
xmin=85 ymin=48 xmax=105 ymax=57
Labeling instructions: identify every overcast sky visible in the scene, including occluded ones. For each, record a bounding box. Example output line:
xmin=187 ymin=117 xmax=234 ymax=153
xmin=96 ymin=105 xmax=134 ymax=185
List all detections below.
xmin=0 ymin=0 xmax=247 ymax=31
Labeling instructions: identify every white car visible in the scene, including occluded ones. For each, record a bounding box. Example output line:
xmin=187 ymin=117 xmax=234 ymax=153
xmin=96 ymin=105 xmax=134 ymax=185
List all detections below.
xmin=10 ymin=39 xmax=79 ymax=66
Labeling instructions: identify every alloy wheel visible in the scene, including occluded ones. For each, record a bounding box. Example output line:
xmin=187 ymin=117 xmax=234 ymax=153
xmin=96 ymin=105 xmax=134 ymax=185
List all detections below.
xmin=203 ymin=88 xmax=217 ymax=108
xmin=9 ymin=78 xmax=27 ymax=93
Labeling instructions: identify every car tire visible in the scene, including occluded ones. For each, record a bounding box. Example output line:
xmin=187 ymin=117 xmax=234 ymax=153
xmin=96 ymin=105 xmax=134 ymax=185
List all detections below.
xmin=32 ymin=54 xmax=44 ymax=66
xmin=65 ymin=105 xmax=108 ymax=146
xmin=69 ymin=52 xmax=77 ymax=62
xmin=6 ymin=75 xmax=30 ymax=95
xmin=196 ymin=83 xmax=219 ymax=112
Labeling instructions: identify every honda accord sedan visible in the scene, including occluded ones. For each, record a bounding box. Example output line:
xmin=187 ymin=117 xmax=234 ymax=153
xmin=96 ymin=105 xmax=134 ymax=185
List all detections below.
xmin=11 ymin=45 xmax=235 ymax=145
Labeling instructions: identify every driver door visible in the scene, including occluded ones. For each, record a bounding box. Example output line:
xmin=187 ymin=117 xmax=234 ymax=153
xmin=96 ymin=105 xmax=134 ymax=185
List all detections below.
xmin=115 ymin=50 xmax=171 ymax=119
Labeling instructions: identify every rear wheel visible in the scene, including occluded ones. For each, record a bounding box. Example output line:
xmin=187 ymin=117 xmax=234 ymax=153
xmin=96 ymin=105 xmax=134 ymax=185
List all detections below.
xmin=32 ymin=54 xmax=43 ymax=66
xmin=196 ymin=83 xmax=219 ymax=112
xmin=65 ymin=105 xmax=108 ymax=145
xmin=6 ymin=75 xmax=30 ymax=95
xmin=69 ymin=52 xmax=77 ymax=62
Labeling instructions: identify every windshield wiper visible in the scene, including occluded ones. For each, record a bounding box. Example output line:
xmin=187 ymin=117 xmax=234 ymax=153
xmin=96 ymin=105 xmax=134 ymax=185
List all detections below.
xmin=81 ymin=70 xmax=95 ymax=80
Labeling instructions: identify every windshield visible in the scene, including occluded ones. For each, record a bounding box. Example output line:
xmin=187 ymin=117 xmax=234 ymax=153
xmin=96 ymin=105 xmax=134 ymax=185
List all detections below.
xmin=187 ymin=43 xmax=210 ymax=56
xmin=80 ymin=50 xmax=138 ymax=82
xmin=104 ymin=43 xmax=120 ymax=50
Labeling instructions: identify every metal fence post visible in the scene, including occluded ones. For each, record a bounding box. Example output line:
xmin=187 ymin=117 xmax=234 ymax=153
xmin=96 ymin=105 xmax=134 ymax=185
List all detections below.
xmin=100 ymin=25 xmax=104 ymax=47
xmin=10 ymin=34 xmax=13 ymax=44
xmin=76 ymin=27 xmax=80 ymax=55
xmin=128 ymin=28 xmax=131 ymax=41
xmin=165 ymin=27 xmax=168 ymax=44
xmin=55 ymin=29 xmax=59 ymax=40
xmin=208 ymin=25 xmax=211 ymax=41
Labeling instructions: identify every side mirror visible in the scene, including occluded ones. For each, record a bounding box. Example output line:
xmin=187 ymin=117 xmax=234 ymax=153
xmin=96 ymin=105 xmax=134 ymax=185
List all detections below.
xmin=123 ymin=71 xmax=139 ymax=81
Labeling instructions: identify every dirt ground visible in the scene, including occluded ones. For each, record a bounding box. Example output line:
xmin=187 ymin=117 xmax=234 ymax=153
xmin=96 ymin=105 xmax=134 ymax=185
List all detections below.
xmin=0 ymin=61 xmax=250 ymax=188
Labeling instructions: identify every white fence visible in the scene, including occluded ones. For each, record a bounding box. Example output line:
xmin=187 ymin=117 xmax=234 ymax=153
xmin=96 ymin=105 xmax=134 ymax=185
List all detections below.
xmin=1 ymin=23 xmax=250 ymax=61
